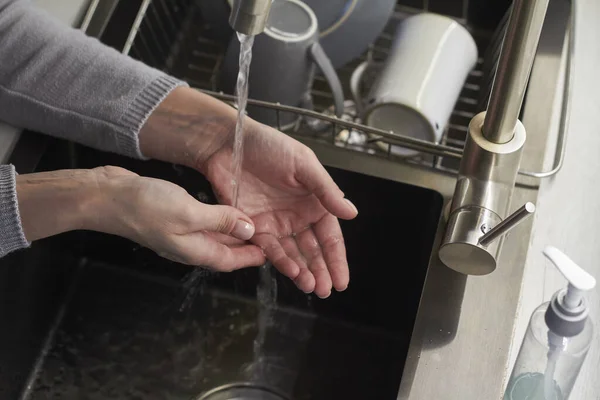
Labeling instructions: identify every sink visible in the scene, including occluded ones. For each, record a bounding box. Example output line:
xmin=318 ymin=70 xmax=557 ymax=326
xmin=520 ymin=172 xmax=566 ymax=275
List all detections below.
xmin=0 ymin=141 xmax=443 ymax=399
xmin=0 ymin=0 xmax=571 ymax=396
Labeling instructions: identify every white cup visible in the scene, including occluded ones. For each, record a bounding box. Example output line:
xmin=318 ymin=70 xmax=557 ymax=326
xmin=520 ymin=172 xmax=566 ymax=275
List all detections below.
xmin=351 ymin=13 xmax=478 ymax=157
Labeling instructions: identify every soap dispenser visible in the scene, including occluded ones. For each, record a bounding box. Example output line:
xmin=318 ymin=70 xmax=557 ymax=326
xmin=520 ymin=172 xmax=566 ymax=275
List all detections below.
xmin=504 ymin=246 xmax=596 ymax=400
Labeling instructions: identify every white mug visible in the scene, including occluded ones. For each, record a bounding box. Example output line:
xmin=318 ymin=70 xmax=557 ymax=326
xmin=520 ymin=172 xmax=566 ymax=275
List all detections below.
xmin=351 ymin=13 xmax=478 ymax=157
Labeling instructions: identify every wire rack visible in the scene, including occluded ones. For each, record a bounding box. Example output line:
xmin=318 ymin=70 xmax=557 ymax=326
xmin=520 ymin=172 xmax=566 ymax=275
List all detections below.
xmin=122 ymin=0 xmax=570 ymax=178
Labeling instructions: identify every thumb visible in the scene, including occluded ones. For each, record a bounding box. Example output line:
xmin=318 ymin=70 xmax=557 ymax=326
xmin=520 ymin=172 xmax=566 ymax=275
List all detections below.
xmin=194 ymin=204 xmax=256 ymax=241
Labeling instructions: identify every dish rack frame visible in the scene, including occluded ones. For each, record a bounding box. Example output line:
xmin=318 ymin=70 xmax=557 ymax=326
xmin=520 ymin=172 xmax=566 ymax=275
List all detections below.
xmin=98 ymin=0 xmax=572 ymax=180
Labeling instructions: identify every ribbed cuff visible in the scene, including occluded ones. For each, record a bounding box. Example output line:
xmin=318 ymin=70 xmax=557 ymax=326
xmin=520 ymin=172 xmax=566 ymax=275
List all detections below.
xmin=117 ymin=74 xmax=189 ymax=159
xmin=0 ymin=165 xmax=30 ymax=258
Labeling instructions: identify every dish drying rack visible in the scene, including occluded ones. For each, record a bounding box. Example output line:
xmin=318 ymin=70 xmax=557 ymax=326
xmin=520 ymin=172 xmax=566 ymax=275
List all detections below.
xmin=113 ymin=0 xmax=571 ymax=180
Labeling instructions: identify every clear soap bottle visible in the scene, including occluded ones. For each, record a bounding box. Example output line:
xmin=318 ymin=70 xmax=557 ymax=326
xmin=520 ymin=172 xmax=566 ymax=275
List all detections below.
xmin=504 ymin=246 xmax=596 ymax=400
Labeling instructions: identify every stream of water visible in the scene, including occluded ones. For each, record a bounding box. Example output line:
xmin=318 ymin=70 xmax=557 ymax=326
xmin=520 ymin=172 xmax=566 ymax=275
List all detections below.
xmin=179 ymin=34 xmax=259 ymax=313
xmin=179 ymin=32 xmax=279 ymax=384
xmin=230 ymin=32 xmax=279 ymax=379
xmin=250 ymin=263 xmax=278 ymax=381
xmin=231 ymin=32 xmax=255 ymax=209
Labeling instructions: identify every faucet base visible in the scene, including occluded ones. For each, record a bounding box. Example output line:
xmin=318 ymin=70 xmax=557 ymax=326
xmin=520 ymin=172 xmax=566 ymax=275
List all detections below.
xmin=439 ymin=112 xmax=527 ymax=275
xmin=439 ymin=206 xmax=502 ymax=275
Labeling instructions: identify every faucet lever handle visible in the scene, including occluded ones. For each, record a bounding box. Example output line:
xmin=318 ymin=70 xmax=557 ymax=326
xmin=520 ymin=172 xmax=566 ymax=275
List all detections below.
xmin=478 ymin=202 xmax=536 ymax=246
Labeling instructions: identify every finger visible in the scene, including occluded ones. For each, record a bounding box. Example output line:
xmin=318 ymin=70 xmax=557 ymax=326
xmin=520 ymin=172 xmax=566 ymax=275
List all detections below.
xmin=296 ymin=228 xmax=333 ymax=298
xmin=187 ymin=203 xmax=255 ymax=241
xmin=205 ymin=231 xmax=247 ymax=246
xmin=173 ymin=232 xmax=266 ymax=271
xmin=314 ymin=214 xmax=349 ymax=292
xmin=252 ymin=233 xmax=300 ymax=280
xmin=280 ymin=236 xmax=314 ymax=293
xmin=280 ymin=236 xmax=308 ymax=270
xmin=295 ymin=151 xmax=358 ymax=220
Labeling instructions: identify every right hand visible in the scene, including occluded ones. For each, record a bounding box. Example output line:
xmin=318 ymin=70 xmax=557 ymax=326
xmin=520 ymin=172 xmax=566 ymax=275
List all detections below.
xmin=17 ymin=166 xmax=266 ymax=271
xmin=139 ymin=88 xmax=358 ymax=297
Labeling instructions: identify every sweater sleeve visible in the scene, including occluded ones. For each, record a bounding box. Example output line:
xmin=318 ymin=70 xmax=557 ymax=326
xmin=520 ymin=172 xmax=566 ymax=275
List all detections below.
xmin=0 ymin=164 xmax=29 ymax=257
xmin=0 ymin=0 xmax=189 ymax=159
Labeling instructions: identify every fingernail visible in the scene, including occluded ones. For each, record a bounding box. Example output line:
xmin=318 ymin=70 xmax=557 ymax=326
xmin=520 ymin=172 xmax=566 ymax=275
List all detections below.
xmin=232 ymin=220 xmax=255 ymax=240
xmin=345 ymin=198 xmax=358 ymax=214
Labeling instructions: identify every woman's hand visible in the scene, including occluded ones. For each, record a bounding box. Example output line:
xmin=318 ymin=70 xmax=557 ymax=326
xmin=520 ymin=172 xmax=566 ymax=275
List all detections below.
xmin=140 ymin=88 xmax=358 ymax=298
xmin=16 ymin=167 xmax=266 ymax=271
xmin=203 ymin=121 xmax=358 ymax=298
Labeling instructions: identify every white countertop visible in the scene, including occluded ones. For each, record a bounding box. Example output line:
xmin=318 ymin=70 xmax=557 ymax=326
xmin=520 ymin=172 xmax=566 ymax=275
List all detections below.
xmin=510 ymin=0 xmax=600 ymax=398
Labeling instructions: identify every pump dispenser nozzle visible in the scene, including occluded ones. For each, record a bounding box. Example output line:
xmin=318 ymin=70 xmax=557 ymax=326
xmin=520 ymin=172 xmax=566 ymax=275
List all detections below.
xmin=544 ymin=246 xmax=596 ymax=309
xmin=543 ymin=246 xmax=596 ymax=337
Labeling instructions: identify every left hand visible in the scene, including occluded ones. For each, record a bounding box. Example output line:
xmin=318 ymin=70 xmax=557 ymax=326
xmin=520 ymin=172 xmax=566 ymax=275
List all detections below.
xmin=15 ymin=167 xmax=266 ymax=272
xmin=140 ymin=87 xmax=358 ymax=298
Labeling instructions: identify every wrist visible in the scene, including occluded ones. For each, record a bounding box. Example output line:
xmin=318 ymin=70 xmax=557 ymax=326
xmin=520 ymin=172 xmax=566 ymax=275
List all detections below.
xmin=80 ymin=166 xmax=143 ymax=238
xmin=139 ymin=87 xmax=238 ymax=171
xmin=16 ymin=169 xmax=101 ymax=241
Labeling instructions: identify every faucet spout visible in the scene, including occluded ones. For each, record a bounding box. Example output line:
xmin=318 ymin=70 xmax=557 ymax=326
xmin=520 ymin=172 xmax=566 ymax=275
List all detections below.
xmin=483 ymin=0 xmax=550 ymax=144
xmin=229 ymin=0 xmax=273 ymax=36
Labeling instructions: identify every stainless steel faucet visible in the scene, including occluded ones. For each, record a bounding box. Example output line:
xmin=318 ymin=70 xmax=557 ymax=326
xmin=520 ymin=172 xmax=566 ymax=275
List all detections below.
xmin=439 ymin=0 xmax=550 ymax=275
xmin=229 ymin=0 xmax=273 ymax=36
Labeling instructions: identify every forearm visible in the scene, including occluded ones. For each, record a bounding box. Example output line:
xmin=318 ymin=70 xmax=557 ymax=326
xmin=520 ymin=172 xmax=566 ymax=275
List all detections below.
xmin=0 ymin=0 xmax=186 ymax=158
xmin=0 ymin=165 xmax=85 ymax=257
xmin=139 ymin=87 xmax=240 ymax=171
xmin=2 ymin=166 xmax=125 ymax=255
xmin=15 ymin=169 xmax=99 ymax=242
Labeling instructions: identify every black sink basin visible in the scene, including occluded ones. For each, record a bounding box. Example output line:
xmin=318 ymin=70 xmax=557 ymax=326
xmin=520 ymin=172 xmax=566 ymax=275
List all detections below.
xmin=0 ymin=141 xmax=443 ymax=400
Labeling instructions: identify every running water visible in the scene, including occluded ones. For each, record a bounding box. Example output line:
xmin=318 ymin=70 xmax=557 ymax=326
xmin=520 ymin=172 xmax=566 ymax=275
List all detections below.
xmin=231 ymin=33 xmax=277 ymax=379
xmin=231 ymin=32 xmax=255 ymax=208
xmin=179 ymin=34 xmax=256 ymax=311
xmin=180 ymin=34 xmax=278 ymax=382
xmin=250 ymin=263 xmax=278 ymax=380
xmin=230 ymin=34 xmax=278 ymax=379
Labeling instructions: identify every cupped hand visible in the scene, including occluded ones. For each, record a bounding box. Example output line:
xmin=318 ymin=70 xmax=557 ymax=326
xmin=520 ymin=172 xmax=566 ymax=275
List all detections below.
xmin=139 ymin=87 xmax=359 ymax=298
xmin=201 ymin=121 xmax=358 ymax=298
xmin=89 ymin=167 xmax=266 ymax=270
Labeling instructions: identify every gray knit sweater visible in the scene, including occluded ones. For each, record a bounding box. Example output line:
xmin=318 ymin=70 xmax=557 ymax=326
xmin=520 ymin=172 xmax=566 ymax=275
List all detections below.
xmin=0 ymin=0 xmax=188 ymax=257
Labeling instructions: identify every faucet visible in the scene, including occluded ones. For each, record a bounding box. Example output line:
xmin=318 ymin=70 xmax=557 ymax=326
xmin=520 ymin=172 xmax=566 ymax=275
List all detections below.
xmin=229 ymin=0 xmax=273 ymax=36
xmin=438 ymin=0 xmax=550 ymax=275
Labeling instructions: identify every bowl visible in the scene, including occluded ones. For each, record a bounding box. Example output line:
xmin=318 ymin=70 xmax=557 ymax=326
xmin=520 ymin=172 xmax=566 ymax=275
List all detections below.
xmin=210 ymin=0 xmax=396 ymax=69
xmin=196 ymin=383 xmax=289 ymax=400
xmin=302 ymin=0 xmax=397 ymax=68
